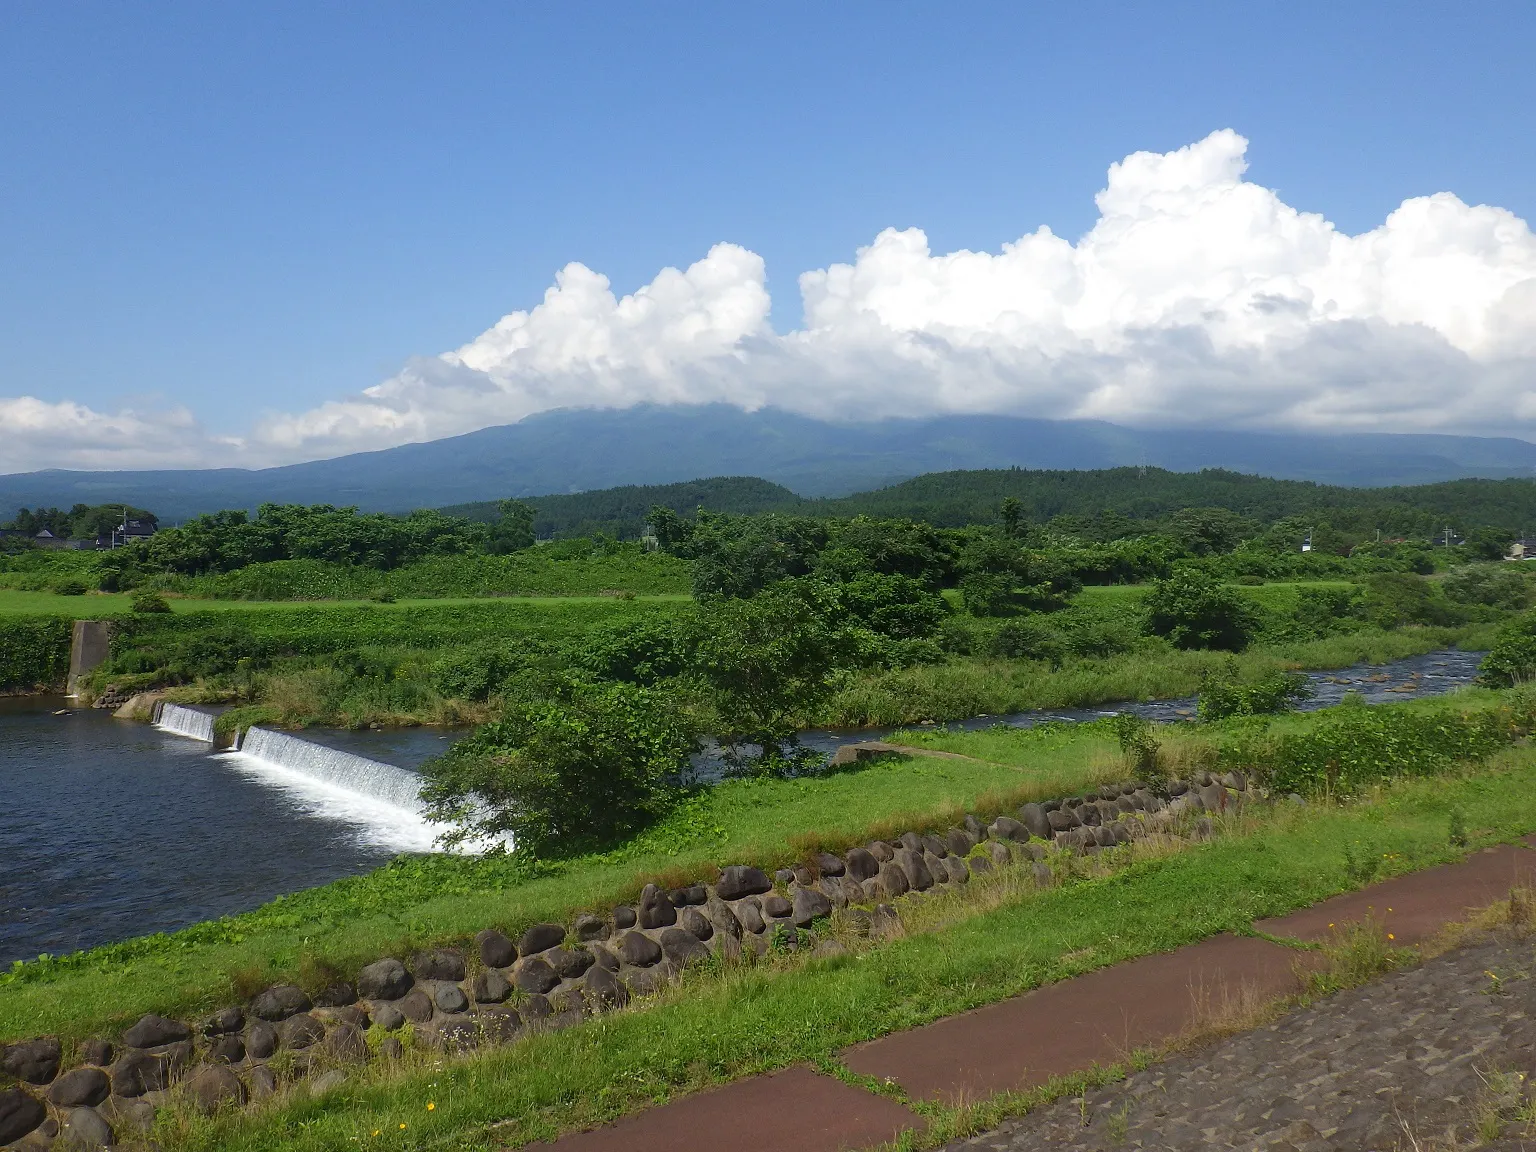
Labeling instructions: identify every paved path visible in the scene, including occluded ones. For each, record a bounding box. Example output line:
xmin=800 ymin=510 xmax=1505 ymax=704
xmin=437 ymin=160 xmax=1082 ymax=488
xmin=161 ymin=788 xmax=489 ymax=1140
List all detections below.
xmin=525 ymin=840 xmax=1536 ymax=1151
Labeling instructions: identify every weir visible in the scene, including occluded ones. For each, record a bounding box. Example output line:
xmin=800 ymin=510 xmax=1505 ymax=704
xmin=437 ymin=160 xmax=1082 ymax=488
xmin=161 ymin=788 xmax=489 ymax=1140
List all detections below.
xmin=153 ymin=702 xmax=216 ymax=743
xmin=235 ymin=727 xmax=428 ymax=813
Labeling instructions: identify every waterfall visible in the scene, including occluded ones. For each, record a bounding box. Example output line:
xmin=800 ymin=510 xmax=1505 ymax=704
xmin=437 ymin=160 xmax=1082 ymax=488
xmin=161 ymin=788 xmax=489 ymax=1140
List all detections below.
xmin=154 ymin=703 xmax=215 ymax=743
xmin=224 ymin=726 xmax=449 ymax=853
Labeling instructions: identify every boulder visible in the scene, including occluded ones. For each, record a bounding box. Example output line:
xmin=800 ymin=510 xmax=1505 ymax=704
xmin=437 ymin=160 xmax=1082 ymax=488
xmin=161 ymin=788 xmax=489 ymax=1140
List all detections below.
xmin=573 ymin=913 xmax=609 ymax=942
xmin=869 ymin=840 xmax=895 ymax=861
xmin=988 ymin=816 xmax=1027 ymax=842
xmin=1 ymin=1037 xmax=60 ymax=1085
xmin=895 ymin=847 xmax=934 ymax=891
xmin=206 ymin=1034 xmax=245 ymax=1064
xmin=704 ymin=896 xmax=742 ymax=939
xmin=840 ymin=877 xmax=864 ymax=905
xmin=1018 ymin=803 xmax=1051 ymax=840
xmin=201 ymin=1008 xmax=243 ymax=1037
xmin=397 ymin=989 xmax=434 ymax=1023
xmin=412 ymin=948 xmax=466 ymax=982
xmin=923 ymin=852 xmax=948 ymax=884
xmin=1197 ymin=783 xmax=1228 ymax=813
xmin=371 ymin=1003 xmax=405 ymax=1032
xmin=356 ymin=958 xmax=413 ymax=1001
xmin=1032 ymin=860 xmax=1054 ymax=887
xmin=817 ymin=877 xmax=847 ymax=909
xmin=715 ymin=865 xmax=773 ymax=900
xmin=791 ymin=886 xmax=832 ymax=927
xmin=613 ymin=905 xmax=638 ymax=929
xmin=963 ymin=813 xmax=985 ymax=838
xmin=761 ymin=892 xmax=792 ymax=918
xmin=122 ymin=1014 xmax=190 ymax=1050
xmin=876 ymin=861 xmax=911 ymax=899
xmin=1193 ymin=816 xmax=1215 ymax=841
xmin=277 ymin=1013 xmax=325 ymax=1049
xmin=433 ymin=984 xmax=469 ymax=1014
xmin=946 ymin=829 xmax=976 ymax=856
xmin=616 ymin=931 xmax=662 ymax=967
xmin=246 ymin=1021 xmax=279 ymax=1059
xmin=1047 ymin=808 xmax=1079 ymax=832
xmin=521 ymin=994 xmax=553 ymax=1021
xmin=989 ymin=841 xmax=1011 ymax=867
xmin=945 ymin=856 xmax=970 ymax=884
xmin=513 ymin=957 xmax=561 ymax=994
xmin=774 ymin=868 xmax=796 ymax=886
xmin=110 ymin=1042 xmax=191 ymax=1096
xmin=185 ymin=1064 xmax=247 ymax=1113
xmin=898 ymin=831 xmax=923 ymax=852
xmin=248 ymin=1064 xmax=280 ymax=1098
xmin=670 ymin=885 xmax=708 ymax=906
xmin=1093 ymin=825 xmax=1116 ymax=847
xmin=658 ymin=927 xmax=710 ymax=967
xmin=637 ymin=884 xmax=677 ymax=930
xmin=844 ymin=847 xmax=879 ymax=881
xmin=969 ymin=854 xmax=993 ymax=875
xmin=547 ymin=946 xmax=595 ymax=979
xmin=325 ymin=1023 xmax=369 ymax=1062
xmin=475 ymin=928 xmax=517 ymax=968
xmin=474 ymin=1006 xmax=523 ymax=1044
xmin=250 ymin=983 xmax=312 ymax=1022
xmin=100 ymin=1095 xmax=156 ymax=1135
xmin=473 ymin=968 xmax=512 ymax=1004
xmin=47 ymin=1068 xmax=109 ymax=1108
xmin=312 ymin=981 xmax=357 ymax=1008
xmin=679 ymin=906 xmax=714 ymax=941
xmin=588 ymin=943 xmax=621 ymax=971
xmin=59 ymin=1105 xmax=115 ymax=1148
xmin=922 ymin=833 xmax=949 ymax=858
xmin=311 ymin=1069 xmax=350 ymax=1093
xmin=519 ymin=922 xmax=566 ymax=955
xmin=733 ymin=898 xmax=766 ymax=934
xmin=76 ymin=1039 xmax=113 ymax=1066
xmin=0 ymin=1088 xmax=45 ymax=1145
xmin=814 ymin=851 xmax=845 ymax=877
xmin=582 ymin=964 xmax=629 ymax=1011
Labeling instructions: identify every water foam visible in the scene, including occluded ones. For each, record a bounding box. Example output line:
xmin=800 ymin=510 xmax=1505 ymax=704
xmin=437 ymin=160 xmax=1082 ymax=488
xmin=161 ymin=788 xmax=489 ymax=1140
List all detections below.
xmin=154 ymin=703 xmax=215 ymax=743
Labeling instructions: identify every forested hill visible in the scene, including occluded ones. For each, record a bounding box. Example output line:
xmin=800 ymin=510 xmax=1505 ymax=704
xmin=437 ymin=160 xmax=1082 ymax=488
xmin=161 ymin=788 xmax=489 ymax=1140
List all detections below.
xmin=441 ymin=476 xmax=802 ymax=538
xmin=809 ymin=468 xmax=1536 ymax=536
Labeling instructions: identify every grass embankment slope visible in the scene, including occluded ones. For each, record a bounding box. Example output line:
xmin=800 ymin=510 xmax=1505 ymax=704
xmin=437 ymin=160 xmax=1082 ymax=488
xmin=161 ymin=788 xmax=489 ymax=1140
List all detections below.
xmin=163 ymin=701 xmax=1536 ymax=1150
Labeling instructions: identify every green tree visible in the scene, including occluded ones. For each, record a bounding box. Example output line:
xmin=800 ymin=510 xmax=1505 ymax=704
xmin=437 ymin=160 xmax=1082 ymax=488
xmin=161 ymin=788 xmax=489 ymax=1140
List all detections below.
xmin=1143 ymin=569 xmax=1259 ymax=650
xmin=1361 ymin=572 xmax=1460 ymax=628
xmin=486 ymin=499 xmax=536 ymax=554
xmin=1480 ymin=610 xmax=1536 ymax=687
xmin=1466 ymin=526 xmax=1516 ymax=562
xmin=421 ymin=676 xmax=697 ymax=854
xmin=999 ymin=497 xmax=1024 ymax=539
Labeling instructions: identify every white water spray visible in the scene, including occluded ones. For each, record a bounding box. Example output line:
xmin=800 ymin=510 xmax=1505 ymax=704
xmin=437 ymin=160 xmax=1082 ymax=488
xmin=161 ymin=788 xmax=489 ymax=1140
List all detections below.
xmin=154 ymin=703 xmax=215 ymax=743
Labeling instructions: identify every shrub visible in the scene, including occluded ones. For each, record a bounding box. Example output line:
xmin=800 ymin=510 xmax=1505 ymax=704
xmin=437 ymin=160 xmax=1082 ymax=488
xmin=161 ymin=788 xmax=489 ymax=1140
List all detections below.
xmin=420 ymin=678 xmax=697 ymax=854
xmin=0 ymin=616 xmax=72 ymax=691
xmin=1480 ymin=610 xmax=1536 ymax=687
xmin=130 ymin=591 xmax=171 ymax=613
xmin=1444 ymin=565 xmax=1530 ymax=611
xmin=1144 ymin=570 xmax=1260 ymax=650
xmin=1197 ymin=668 xmax=1313 ymax=721
xmin=1361 ymin=572 xmax=1460 ymax=628
xmin=990 ymin=617 xmax=1066 ymax=664
xmin=54 ymin=579 xmax=88 ymax=596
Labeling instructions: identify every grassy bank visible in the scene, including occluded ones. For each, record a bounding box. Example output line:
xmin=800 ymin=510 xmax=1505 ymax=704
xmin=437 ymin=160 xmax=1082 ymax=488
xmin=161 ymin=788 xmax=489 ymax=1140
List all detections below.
xmin=159 ymin=741 xmax=1536 ymax=1151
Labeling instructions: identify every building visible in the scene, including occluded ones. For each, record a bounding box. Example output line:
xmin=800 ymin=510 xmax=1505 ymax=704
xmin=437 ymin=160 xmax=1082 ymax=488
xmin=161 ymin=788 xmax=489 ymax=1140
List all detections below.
xmin=1506 ymin=539 xmax=1536 ymax=561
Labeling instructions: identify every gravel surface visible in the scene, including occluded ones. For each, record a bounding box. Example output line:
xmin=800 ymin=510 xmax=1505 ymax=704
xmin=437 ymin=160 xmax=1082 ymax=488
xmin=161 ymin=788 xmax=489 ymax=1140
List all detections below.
xmin=940 ymin=932 xmax=1536 ymax=1151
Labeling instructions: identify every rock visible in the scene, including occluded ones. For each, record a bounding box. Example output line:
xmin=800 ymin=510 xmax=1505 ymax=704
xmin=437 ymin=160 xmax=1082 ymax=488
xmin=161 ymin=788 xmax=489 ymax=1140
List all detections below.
xmin=356 ymin=958 xmax=413 ymax=1001
xmin=897 ymin=831 xmax=923 ymax=852
xmin=311 ymin=1069 xmax=348 ymax=1094
xmin=1 ymin=1037 xmax=60 ymax=1085
xmin=1094 ymin=825 xmax=1116 ymax=847
xmin=513 ymin=955 xmax=561 ymax=994
xmin=431 ymin=1015 xmax=481 ymax=1052
xmin=1047 ymin=808 xmax=1079 ymax=832
xmin=110 ymin=1042 xmax=191 ymax=1096
xmin=76 ymin=1039 xmax=113 ymax=1067
xmin=397 ymin=989 xmax=434 ymax=1023
xmin=734 ymin=898 xmax=766 ymax=934
xmin=791 ymin=886 xmax=832 ymax=926
xmin=433 ymin=984 xmax=469 ymax=1014
xmin=1223 ymin=769 xmax=1249 ymax=791
xmin=716 ymin=865 xmax=773 ymax=900
xmin=895 ymin=847 xmax=934 ymax=891
xmin=47 ymin=1068 xmax=109 ymax=1108
xmin=876 ymin=860 xmax=911 ymax=898
xmin=617 ymin=931 xmax=663 ymax=967
xmin=670 ymin=885 xmax=708 ymax=906
xmin=371 ymin=1003 xmax=405 ymax=1032
xmin=122 ymin=1014 xmax=189 ymax=1050
xmin=969 ymin=854 xmax=993 ymax=875
xmin=1168 ymin=779 xmax=1189 ymax=796
xmin=1198 ymin=783 xmax=1229 ymax=813
xmin=547 ymin=946 xmax=595 ymax=979
xmin=679 ymin=906 xmax=714 ymax=941
xmin=1193 ymin=816 xmax=1215 ymax=840
xmin=473 ymin=968 xmax=512 ymax=1004
xmin=923 ymin=852 xmax=948 ymax=885
xmin=1018 ymin=803 xmax=1051 ymax=839
xmin=1115 ymin=795 xmax=1136 ymax=814
xmin=1041 ymin=799 xmax=1061 ymax=812
xmin=248 ymin=1064 xmax=279 ymax=1098
xmin=186 ymin=1064 xmax=247 ymax=1113
xmin=813 ymin=851 xmax=845 ymax=877
xmin=250 ymin=984 xmax=312 ymax=1022
xmin=277 ymin=1014 xmax=325 ymax=1049
xmin=1032 ymin=860 xmax=1054 ymax=887
xmin=519 ymin=923 xmax=567 ymax=955
xmin=1025 ymin=842 xmax=1049 ymax=860
xmin=582 ymin=964 xmax=629 ymax=1011
xmin=474 ymin=1006 xmax=523 ymax=1044
xmin=989 ymin=841 xmax=1011 ymax=867
xmin=945 ymin=856 xmax=970 ymax=884
xmin=206 ymin=1034 xmax=245 ymax=1064
xmin=245 ymin=1021 xmax=279 ymax=1059
xmin=844 ymin=847 xmax=879 ymax=881
xmin=475 ymin=928 xmax=517 ymax=968
xmin=412 ymin=948 xmax=466 ymax=982
xmin=704 ymin=896 xmax=741 ymax=939
xmin=202 ymin=1007 xmax=243 ymax=1037
xmin=774 ymin=868 xmax=796 ymax=886
xmin=922 ymin=833 xmax=949 ymax=857
xmin=613 ymin=905 xmax=638 ymax=929
xmin=761 ymin=892 xmax=792 ymax=918
xmin=0 ymin=1088 xmax=46 ymax=1145
xmin=588 ymin=943 xmax=621 ymax=970
xmin=637 ymin=884 xmax=677 ymax=930
xmin=311 ymin=981 xmax=357 ymax=1008
xmin=791 ymin=864 xmax=816 ymax=888
xmin=100 ymin=1095 xmax=155 ymax=1133
xmin=963 ymin=813 xmax=985 ymax=838
xmin=325 ymin=1023 xmax=368 ymax=1062
xmin=988 ymin=816 xmax=1027 ymax=842
xmin=58 ymin=1105 xmax=114 ymax=1147
xmin=818 ymin=876 xmax=847 ymax=909
xmin=946 ymin=827 xmax=978 ymax=855
xmin=840 ymin=876 xmax=865 ymax=905
xmin=521 ymin=994 xmax=553 ymax=1020
xmin=658 ymin=927 xmax=710 ymax=967
xmin=869 ymin=840 xmax=894 ymax=861
xmin=573 ymin=913 xmax=609 ymax=942
xmin=317 ymin=1003 xmax=369 ymax=1029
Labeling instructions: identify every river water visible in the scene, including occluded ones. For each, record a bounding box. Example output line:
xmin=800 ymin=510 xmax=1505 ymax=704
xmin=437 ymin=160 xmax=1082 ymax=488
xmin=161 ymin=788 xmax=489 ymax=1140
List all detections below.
xmin=0 ymin=648 xmax=1488 ymax=965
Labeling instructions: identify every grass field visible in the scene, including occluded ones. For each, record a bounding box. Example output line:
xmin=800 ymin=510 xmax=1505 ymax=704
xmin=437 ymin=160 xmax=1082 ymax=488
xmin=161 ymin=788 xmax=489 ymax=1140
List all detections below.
xmin=0 ymin=590 xmax=691 ymax=616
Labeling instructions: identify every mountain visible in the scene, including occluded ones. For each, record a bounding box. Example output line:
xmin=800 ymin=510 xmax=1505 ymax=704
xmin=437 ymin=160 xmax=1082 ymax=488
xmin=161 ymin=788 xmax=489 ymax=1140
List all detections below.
xmin=4 ymin=404 xmax=1536 ymax=522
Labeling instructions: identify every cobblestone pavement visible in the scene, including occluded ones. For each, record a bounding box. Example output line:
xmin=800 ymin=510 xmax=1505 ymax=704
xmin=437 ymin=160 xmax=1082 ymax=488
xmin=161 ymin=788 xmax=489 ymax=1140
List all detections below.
xmin=939 ymin=933 xmax=1536 ymax=1151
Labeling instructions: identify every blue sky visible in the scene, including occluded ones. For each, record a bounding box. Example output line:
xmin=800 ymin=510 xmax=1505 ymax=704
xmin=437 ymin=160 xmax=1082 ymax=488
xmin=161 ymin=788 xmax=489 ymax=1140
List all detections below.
xmin=2 ymin=2 xmax=1535 ymax=471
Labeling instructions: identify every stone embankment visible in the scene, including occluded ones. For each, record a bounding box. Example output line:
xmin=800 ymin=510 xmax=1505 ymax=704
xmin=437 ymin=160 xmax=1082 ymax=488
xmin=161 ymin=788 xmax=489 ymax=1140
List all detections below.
xmin=0 ymin=769 xmax=1252 ymax=1149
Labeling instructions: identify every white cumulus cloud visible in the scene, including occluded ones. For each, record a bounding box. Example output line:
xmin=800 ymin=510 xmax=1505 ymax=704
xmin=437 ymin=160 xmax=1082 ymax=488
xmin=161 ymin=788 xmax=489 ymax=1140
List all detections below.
xmin=5 ymin=129 xmax=1536 ymax=473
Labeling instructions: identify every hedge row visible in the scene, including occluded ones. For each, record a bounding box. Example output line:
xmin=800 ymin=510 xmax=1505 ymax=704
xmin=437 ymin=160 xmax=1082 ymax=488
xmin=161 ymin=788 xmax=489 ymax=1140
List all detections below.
xmin=0 ymin=616 xmax=73 ymax=692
